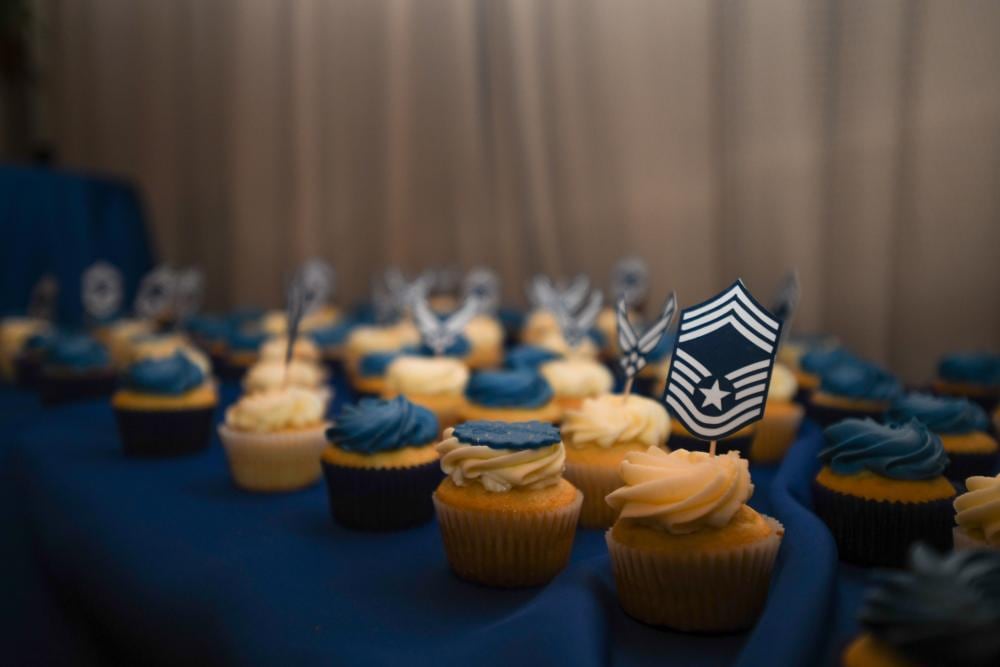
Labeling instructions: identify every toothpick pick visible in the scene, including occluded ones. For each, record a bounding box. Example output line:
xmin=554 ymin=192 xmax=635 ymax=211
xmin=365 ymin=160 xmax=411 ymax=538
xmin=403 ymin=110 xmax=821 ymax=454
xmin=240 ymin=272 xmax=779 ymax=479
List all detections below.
xmin=622 ymin=376 xmax=634 ymax=400
xmin=709 ymin=440 xmax=717 ymax=457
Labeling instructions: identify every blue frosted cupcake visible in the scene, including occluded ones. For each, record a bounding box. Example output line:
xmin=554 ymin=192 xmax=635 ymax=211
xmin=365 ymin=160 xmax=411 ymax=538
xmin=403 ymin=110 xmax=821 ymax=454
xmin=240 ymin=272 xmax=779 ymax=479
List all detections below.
xmin=934 ymin=352 xmax=1000 ymax=414
xmin=842 ymin=546 xmax=1000 ymax=667
xmin=886 ymin=393 xmax=998 ymax=480
xmin=794 ymin=346 xmax=859 ymax=405
xmin=38 ymin=333 xmax=117 ymax=404
xmin=808 ymin=359 xmax=901 ymax=427
xmin=111 ymin=349 xmax=218 ymax=457
xmin=12 ymin=329 xmax=55 ymax=389
xmin=350 ymin=349 xmax=412 ymax=397
xmin=460 ymin=369 xmax=561 ymax=424
xmin=322 ymin=397 xmax=442 ymax=530
xmin=309 ymin=318 xmax=356 ymax=375
xmin=813 ymin=419 xmax=955 ymax=567
xmin=504 ymin=344 xmax=562 ymax=371
xmin=222 ymin=326 xmax=268 ymax=379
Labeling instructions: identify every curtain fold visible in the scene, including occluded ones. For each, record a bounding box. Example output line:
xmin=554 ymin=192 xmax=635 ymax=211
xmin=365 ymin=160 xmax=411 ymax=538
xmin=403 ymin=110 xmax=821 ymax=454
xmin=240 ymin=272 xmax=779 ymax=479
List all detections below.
xmin=40 ymin=0 xmax=1000 ymax=380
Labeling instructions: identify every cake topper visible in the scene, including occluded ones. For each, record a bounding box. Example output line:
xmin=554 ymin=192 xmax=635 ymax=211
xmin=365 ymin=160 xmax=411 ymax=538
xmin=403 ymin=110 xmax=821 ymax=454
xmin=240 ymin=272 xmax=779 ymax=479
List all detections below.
xmin=662 ymin=280 xmax=783 ymax=451
xmin=430 ymin=266 xmax=461 ymax=296
xmin=526 ymin=274 xmax=589 ymax=313
xmin=384 ymin=268 xmax=433 ymax=314
xmin=617 ymin=292 xmax=676 ymax=397
xmin=135 ymin=266 xmax=176 ymax=320
xmin=612 ymin=256 xmax=649 ymax=308
xmin=463 ymin=267 xmax=500 ymax=315
xmin=29 ymin=274 xmax=58 ymax=321
xmin=173 ymin=268 xmax=204 ymax=322
xmin=82 ymin=261 xmax=124 ymax=322
xmin=770 ymin=270 xmax=799 ymax=344
xmin=299 ymin=258 xmax=335 ymax=314
xmin=557 ymin=274 xmax=590 ymax=312
xmin=413 ymin=293 xmax=479 ymax=356
xmin=554 ymin=288 xmax=603 ymax=349
xmin=283 ymin=272 xmax=307 ymax=378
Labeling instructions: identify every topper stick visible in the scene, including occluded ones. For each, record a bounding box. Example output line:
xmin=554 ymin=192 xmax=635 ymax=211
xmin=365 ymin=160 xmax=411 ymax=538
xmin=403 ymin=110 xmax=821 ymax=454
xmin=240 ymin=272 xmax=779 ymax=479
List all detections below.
xmin=710 ymin=440 xmax=717 ymax=456
xmin=622 ymin=376 xmax=635 ymax=400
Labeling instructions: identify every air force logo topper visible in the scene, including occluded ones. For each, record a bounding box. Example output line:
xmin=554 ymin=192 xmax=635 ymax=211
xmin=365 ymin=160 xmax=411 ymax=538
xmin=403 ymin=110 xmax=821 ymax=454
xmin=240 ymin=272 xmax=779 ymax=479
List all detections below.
xmin=661 ymin=280 xmax=783 ymax=441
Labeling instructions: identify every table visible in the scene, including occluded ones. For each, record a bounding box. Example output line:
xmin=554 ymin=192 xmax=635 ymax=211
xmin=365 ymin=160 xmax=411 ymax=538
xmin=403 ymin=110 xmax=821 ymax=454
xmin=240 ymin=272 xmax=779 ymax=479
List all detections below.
xmin=2 ymin=382 xmax=864 ymax=666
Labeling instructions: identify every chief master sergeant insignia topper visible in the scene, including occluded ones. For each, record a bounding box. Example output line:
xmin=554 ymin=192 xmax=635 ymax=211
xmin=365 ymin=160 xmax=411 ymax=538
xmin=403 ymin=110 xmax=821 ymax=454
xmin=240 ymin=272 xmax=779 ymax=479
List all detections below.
xmin=661 ymin=279 xmax=783 ymax=441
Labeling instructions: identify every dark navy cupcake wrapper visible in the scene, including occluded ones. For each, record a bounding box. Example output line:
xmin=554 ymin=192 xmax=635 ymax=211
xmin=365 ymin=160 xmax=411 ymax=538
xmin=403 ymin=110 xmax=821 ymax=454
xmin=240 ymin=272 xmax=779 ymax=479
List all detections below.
xmin=321 ymin=458 xmax=443 ymax=531
xmin=114 ymin=405 xmax=216 ymax=458
xmin=805 ymin=400 xmax=884 ymax=429
xmin=811 ymin=480 xmax=955 ymax=568
xmin=944 ymin=450 xmax=999 ymax=481
xmin=39 ymin=371 xmax=118 ymax=405
xmin=669 ymin=432 xmax=753 ymax=459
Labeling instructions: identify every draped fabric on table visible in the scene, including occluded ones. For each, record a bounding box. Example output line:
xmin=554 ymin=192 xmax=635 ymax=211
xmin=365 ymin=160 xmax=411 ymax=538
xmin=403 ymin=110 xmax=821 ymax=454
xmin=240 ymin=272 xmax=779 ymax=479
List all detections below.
xmin=39 ymin=0 xmax=1000 ymax=381
xmin=0 ymin=166 xmax=154 ymax=325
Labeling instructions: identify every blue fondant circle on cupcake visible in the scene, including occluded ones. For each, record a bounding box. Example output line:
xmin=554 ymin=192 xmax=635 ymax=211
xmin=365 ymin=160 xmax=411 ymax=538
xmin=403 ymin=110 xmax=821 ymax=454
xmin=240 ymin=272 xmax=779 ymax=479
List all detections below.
xmin=125 ymin=351 xmax=205 ymax=395
xmin=464 ymin=370 xmax=553 ymax=408
xmin=327 ymin=397 xmax=439 ymax=453
xmin=820 ymin=418 xmax=948 ymax=480
xmin=452 ymin=420 xmax=561 ymax=450
xmin=885 ymin=393 xmax=989 ymax=435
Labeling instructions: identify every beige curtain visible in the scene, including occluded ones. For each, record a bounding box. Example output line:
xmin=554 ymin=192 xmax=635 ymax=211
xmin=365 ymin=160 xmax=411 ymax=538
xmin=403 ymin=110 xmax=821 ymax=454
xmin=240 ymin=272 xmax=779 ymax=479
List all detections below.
xmin=40 ymin=0 xmax=1000 ymax=381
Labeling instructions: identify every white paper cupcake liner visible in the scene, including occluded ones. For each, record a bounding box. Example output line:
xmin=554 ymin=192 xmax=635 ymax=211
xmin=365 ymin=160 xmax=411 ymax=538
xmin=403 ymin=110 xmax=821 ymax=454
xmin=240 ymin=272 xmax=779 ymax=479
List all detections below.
xmin=433 ymin=490 xmax=583 ymax=588
xmin=605 ymin=516 xmax=784 ymax=632
xmin=564 ymin=460 xmax=623 ymax=529
xmin=218 ymin=423 xmax=329 ymax=492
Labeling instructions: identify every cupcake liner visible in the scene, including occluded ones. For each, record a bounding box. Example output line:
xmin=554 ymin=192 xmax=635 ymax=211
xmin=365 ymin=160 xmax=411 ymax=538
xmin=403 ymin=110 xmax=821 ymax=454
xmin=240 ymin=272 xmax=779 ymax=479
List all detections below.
xmin=806 ymin=399 xmax=884 ymax=429
xmin=115 ymin=405 xmax=216 ymax=458
xmin=39 ymin=370 xmax=118 ymax=405
xmin=669 ymin=432 xmax=753 ymax=459
xmin=563 ymin=460 xmax=623 ymax=528
xmin=605 ymin=517 xmax=784 ymax=632
xmin=811 ymin=480 xmax=954 ymax=567
xmin=944 ymin=451 xmax=998 ymax=480
xmin=750 ymin=405 xmax=805 ymax=464
xmin=218 ymin=424 xmax=328 ymax=492
xmin=433 ymin=489 xmax=583 ymax=588
xmin=321 ymin=459 xmax=443 ymax=530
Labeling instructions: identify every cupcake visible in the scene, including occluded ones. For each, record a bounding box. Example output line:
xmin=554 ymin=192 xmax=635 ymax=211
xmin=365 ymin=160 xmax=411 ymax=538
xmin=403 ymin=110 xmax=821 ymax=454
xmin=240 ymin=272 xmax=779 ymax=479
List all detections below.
xmin=322 ymin=397 xmax=442 ymax=530
xmin=243 ymin=359 xmax=331 ymax=406
xmin=808 ymin=359 xmax=902 ymax=427
xmin=539 ymin=358 xmax=614 ymax=414
xmin=344 ymin=322 xmax=419 ymax=376
xmin=112 ymin=349 xmax=218 ymax=457
xmin=259 ymin=335 xmax=322 ymax=365
xmin=953 ymin=473 xmax=1000 ymax=551
xmin=38 ymin=333 xmax=117 ymax=404
xmin=224 ymin=327 xmax=268 ymax=377
xmin=433 ymin=420 xmax=583 ymax=587
xmin=885 ymin=393 xmax=997 ymax=479
xmin=383 ymin=355 xmax=469 ymax=430
xmin=350 ymin=350 xmax=407 ymax=397
xmin=462 ymin=314 xmax=504 ymax=369
xmin=461 ymin=369 xmax=562 ymax=424
xmin=813 ymin=419 xmax=955 ymax=567
xmin=497 ymin=306 xmax=525 ymax=346
xmin=934 ymin=352 xmax=1000 ymax=413
xmin=605 ymin=447 xmax=784 ymax=631
xmin=842 ymin=546 xmax=1000 ymax=667
xmin=0 ymin=316 xmax=50 ymax=382
xmin=794 ymin=346 xmax=858 ymax=405
xmin=561 ymin=394 xmax=670 ymax=527
xmin=260 ymin=305 xmax=341 ymax=337
xmin=521 ymin=309 xmax=561 ymax=345
xmin=94 ymin=317 xmax=157 ymax=369
xmin=504 ymin=344 xmax=562 ymax=371
xmin=535 ymin=330 xmax=600 ymax=361
xmin=217 ymin=386 xmax=329 ymax=492
xmin=12 ymin=329 xmax=54 ymax=388
xmin=751 ymin=363 xmax=805 ymax=464
xmin=309 ymin=318 xmax=356 ymax=375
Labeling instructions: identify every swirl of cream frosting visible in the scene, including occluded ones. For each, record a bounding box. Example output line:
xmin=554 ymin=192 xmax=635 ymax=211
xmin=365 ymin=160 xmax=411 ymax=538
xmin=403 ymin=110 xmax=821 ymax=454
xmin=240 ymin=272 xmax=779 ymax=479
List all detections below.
xmin=535 ymin=330 xmax=599 ymax=359
xmin=224 ymin=386 xmax=326 ymax=433
xmin=243 ymin=359 xmax=327 ymax=393
xmin=464 ymin=314 xmax=503 ymax=349
xmin=767 ymin=363 xmax=798 ymax=402
xmin=346 ymin=324 xmax=417 ymax=358
xmin=562 ymin=394 xmax=670 ymax=448
xmin=955 ymin=474 xmax=1000 ymax=545
xmin=606 ymin=447 xmax=753 ymax=534
xmin=540 ymin=358 xmax=613 ymax=399
xmin=385 ymin=355 xmax=469 ymax=396
xmin=259 ymin=336 xmax=321 ymax=363
xmin=436 ymin=427 xmax=566 ymax=492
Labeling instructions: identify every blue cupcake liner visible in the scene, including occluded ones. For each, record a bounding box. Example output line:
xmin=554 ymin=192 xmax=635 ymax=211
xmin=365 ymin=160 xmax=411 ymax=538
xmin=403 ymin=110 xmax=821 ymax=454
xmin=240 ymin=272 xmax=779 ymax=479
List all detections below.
xmin=321 ymin=457 xmax=443 ymax=531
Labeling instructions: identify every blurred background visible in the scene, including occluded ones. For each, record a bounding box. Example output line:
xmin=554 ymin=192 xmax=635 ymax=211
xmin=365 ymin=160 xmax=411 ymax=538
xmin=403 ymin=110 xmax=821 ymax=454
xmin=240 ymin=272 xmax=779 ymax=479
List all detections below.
xmin=1 ymin=0 xmax=998 ymax=381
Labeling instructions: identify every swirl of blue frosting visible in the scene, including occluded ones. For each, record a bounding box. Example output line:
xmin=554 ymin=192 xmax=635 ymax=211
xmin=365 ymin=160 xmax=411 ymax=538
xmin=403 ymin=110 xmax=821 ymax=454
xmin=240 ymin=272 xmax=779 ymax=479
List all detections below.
xmin=497 ymin=307 xmax=524 ymax=332
xmin=464 ymin=370 xmax=553 ymax=408
xmin=820 ymin=418 xmax=948 ymax=480
xmin=504 ymin=345 xmax=562 ymax=370
xmin=820 ymin=360 xmax=901 ymax=401
xmin=24 ymin=331 xmax=55 ymax=353
xmin=186 ymin=315 xmax=230 ymax=342
xmin=453 ymin=420 xmax=561 ymax=450
xmin=938 ymin=352 xmax=1000 ymax=386
xmin=860 ymin=545 xmax=1000 ymax=667
xmin=418 ymin=334 xmax=471 ymax=358
xmin=228 ymin=327 xmax=267 ymax=352
xmin=326 ymin=397 xmax=439 ymax=453
xmin=885 ymin=393 xmax=989 ymax=435
xmin=310 ymin=319 xmax=355 ymax=348
xmin=45 ymin=334 xmax=110 ymax=370
xmin=800 ymin=346 xmax=858 ymax=374
xmin=124 ymin=351 xmax=206 ymax=395
xmin=358 ymin=351 xmax=401 ymax=377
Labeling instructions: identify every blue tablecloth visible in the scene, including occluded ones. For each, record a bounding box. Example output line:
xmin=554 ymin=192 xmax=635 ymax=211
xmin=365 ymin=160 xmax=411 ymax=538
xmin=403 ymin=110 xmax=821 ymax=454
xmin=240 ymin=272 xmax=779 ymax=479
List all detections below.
xmin=2 ymin=381 xmax=859 ymax=667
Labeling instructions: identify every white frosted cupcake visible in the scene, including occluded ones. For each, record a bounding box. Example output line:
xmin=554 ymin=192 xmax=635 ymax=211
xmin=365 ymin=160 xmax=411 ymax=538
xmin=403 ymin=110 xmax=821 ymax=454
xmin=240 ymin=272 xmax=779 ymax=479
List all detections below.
xmin=344 ymin=322 xmax=420 ymax=377
xmin=953 ymin=473 xmax=1000 ymax=551
xmin=535 ymin=330 xmax=600 ymax=360
xmin=259 ymin=336 xmax=322 ymax=364
xmin=539 ymin=358 xmax=614 ymax=415
xmin=561 ymin=394 xmax=670 ymax=527
xmin=463 ymin=314 xmax=504 ymax=369
xmin=751 ymin=363 xmax=805 ymax=463
xmin=521 ymin=309 xmax=561 ymax=345
xmin=243 ymin=359 xmax=331 ymax=407
xmin=383 ymin=355 xmax=469 ymax=430
xmin=218 ymin=387 xmax=329 ymax=492
xmin=605 ymin=448 xmax=784 ymax=631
